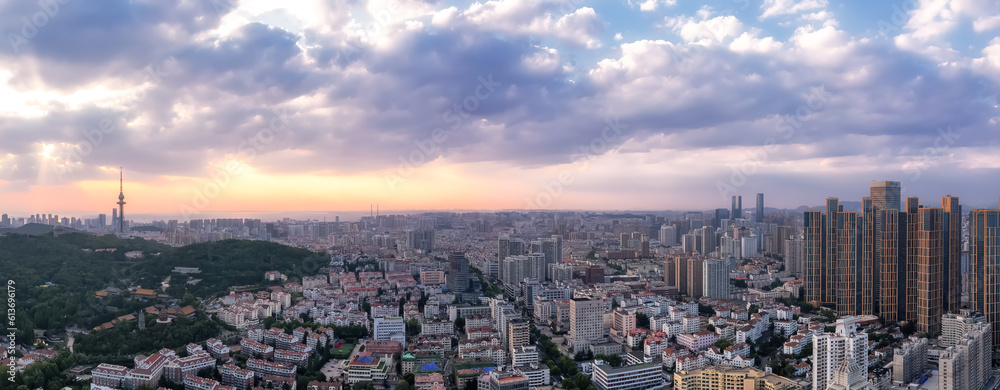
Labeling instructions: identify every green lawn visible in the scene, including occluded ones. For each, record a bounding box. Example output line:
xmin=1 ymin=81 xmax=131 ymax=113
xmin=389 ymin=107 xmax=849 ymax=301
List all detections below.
xmin=332 ymin=343 xmax=355 ymax=359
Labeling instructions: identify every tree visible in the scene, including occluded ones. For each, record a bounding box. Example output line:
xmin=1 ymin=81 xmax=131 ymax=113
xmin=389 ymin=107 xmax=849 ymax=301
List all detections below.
xmin=180 ymin=293 xmax=197 ymax=307
xmin=731 ymin=279 xmax=748 ymax=288
xmin=406 ymin=318 xmax=421 ymax=336
xmin=900 ymin=321 xmax=917 ymax=336
xmin=770 ymin=279 xmax=783 ymax=289
xmin=636 ymin=313 xmax=650 ymax=329
xmin=748 ymin=305 xmax=759 ymax=314
xmin=714 ymin=339 xmax=732 ymax=350
xmin=595 ymin=354 xmax=623 ymax=367
xmin=706 ymin=324 xmax=715 ymax=332
xmin=454 ymin=317 xmax=466 ymax=331
xmin=796 ymin=343 xmax=813 ymax=359
xmin=396 ymin=380 xmax=411 ymax=390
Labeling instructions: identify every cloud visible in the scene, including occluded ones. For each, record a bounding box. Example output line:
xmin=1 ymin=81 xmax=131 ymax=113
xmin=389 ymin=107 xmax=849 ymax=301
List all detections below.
xmin=0 ymin=0 xmax=999 ymax=209
xmin=637 ymin=0 xmax=677 ymax=13
xmin=760 ymin=0 xmax=828 ymax=19
xmin=894 ymin=0 xmax=1000 ymax=62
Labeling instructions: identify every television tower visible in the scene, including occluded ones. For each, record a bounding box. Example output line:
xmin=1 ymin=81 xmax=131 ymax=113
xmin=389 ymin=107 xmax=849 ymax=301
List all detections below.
xmin=117 ymin=168 xmax=126 ymax=233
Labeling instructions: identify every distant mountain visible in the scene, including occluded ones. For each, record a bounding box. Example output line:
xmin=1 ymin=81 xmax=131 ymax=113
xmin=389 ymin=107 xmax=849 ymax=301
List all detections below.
xmin=795 ymin=201 xmax=863 ymax=213
xmin=0 ymin=223 xmax=78 ymax=236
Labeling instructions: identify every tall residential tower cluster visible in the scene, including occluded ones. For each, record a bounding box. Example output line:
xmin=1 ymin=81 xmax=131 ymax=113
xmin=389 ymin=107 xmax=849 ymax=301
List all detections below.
xmin=803 ymin=181 xmax=961 ymax=335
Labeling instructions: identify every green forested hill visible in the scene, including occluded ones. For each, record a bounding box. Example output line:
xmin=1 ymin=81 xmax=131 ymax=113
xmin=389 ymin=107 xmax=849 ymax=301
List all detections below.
xmin=0 ymin=233 xmax=326 ymax=335
xmin=132 ymin=239 xmax=328 ymax=297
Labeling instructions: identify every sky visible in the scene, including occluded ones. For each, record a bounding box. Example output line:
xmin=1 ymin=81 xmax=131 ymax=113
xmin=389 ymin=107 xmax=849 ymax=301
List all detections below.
xmin=1 ymin=0 xmax=999 ymax=218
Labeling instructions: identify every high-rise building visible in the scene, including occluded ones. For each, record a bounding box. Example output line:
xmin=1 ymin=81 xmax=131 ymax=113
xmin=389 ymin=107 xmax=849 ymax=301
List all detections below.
xmin=941 ymin=310 xmax=986 ymax=348
xmin=803 ymin=184 xmax=956 ymax=332
xmin=406 ymin=228 xmax=435 ymax=253
xmin=611 ymin=308 xmax=636 ymax=335
xmin=892 ymin=337 xmax=928 ymax=384
xmin=771 ymin=226 xmax=788 ymax=255
xmin=902 ymin=197 xmax=918 ymax=323
xmin=373 ymin=317 xmax=406 ymax=348
xmin=569 ymin=297 xmax=604 ymax=351
xmin=803 ymin=210 xmax=824 ymax=305
xmin=0 ymin=214 xmax=8 ymax=227
xmin=870 ymin=181 xmax=901 ymax=210
xmin=501 ymin=255 xmax=535 ymax=298
xmin=699 ymin=227 xmax=716 ymax=256
xmin=835 ymin=211 xmax=858 ymax=316
xmin=915 ymin=207 xmax=944 ymax=335
xmin=942 ymin=196 xmax=961 ymax=314
xmin=812 ymin=318 xmax=868 ymax=390
xmin=499 ymin=235 xmax=526 ymax=279
xmin=674 ymin=257 xmax=688 ymax=293
xmin=755 ymin=193 xmax=764 ymax=223
xmin=969 ymin=206 xmax=1000 ymax=346
xmin=784 ymin=236 xmax=803 ymax=276
xmin=731 ymin=196 xmax=743 ymax=221
xmin=681 ymin=234 xmax=696 ymax=254
xmin=713 ymin=208 xmax=730 ymax=229
xmin=659 ymin=225 xmax=677 ymax=246
xmin=703 ymin=259 xmax=729 ymax=300
xmin=506 ymin=318 xmax=530 ymax=362
xmin=448 ymin=252 xmax=470 ymax=295
xmin=663 ymin=258 xmax=676 ymax=287
xmin=938 ymin=322 xmax=992 ymax=390
xmin=686 ymin=257 xmax=704 ymax=298
xmin=537 ymin=236 xmax=562 ymax=281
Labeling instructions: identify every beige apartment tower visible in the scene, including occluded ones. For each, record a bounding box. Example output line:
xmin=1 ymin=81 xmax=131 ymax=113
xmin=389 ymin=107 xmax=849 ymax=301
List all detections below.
xmin=569 ymin=297 xmax=604 ymax=351
xmin=969 ymin=207 xmax=1000 ymax=347
xmin=686 ymin=257 xmax=705 ymax=299
xmin=915 ymin=207 xmax=943 ymax=336
xmin=803 ymin=210 xmax=824 ymax=306
xmin=801 ymin=184 xmax=957 ymax=332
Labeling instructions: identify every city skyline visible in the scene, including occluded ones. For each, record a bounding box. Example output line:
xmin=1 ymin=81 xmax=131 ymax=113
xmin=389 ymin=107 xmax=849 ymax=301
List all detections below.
xmin=5 ymin=1 xmax=1000 ymax=389
xmin=0 ymin=179 xmax=997 ymax=223
xmin=0 ymin=0 xmax=999 ymax=213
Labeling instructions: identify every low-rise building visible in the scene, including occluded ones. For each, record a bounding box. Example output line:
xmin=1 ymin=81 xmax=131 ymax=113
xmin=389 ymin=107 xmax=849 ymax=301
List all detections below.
xmin=592 ymin=363 xmax=664 ymax=390
xmin=673 ymin=365 xmax=796 ymax=390
xmin=221 ymin=364 xmax=254 ymax=390
xmin=247 ymin=358 xmax=296 ymax=378
xmin=347 ymin=353 xmax=393 ymax=384
xmin=676 ymin=331 xmax=719 ymax=351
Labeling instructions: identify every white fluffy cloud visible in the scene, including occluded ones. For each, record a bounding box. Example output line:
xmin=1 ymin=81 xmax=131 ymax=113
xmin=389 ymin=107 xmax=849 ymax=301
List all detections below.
xmin=638 ymin=0 xmax=677 ymax=12
xmin=760 ymin=0 xmax=828 ymax=19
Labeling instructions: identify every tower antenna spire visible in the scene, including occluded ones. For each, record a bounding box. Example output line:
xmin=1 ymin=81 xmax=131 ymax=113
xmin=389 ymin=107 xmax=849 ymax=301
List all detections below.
xmin=120 ymin=167 xmax=123 ymax=192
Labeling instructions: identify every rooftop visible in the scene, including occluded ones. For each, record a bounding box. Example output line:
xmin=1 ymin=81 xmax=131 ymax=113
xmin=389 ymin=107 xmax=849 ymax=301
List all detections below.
xmin=596 ymin=363 xmax=659 ymax=374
